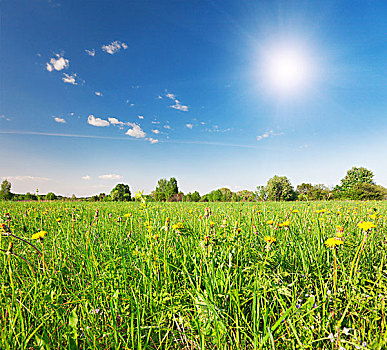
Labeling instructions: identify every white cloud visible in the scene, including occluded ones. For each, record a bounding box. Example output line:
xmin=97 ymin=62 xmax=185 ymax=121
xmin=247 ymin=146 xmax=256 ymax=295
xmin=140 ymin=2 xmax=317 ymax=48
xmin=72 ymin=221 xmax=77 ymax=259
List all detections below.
xmin=147 ymin=138 xmax=159 ymax=144
xmin=256 ymin=130 xmax=283 ymax=141
xmin=85 ymin=49 xmax=95 ymax=56
xmin=95 ymin=91 xmax=103 ymax=96
xmin=186 ymin=123 xmax=193 ymax=129
xmin=166 ymin=93 xmax=176 ymax=100
xmin=157 ymin=95 xmax=163 ymax=99
xmin=108 ymin=117 xmax=122 ymax=125
xmin=152 ymin=129 xmax=160 ymax=134
xmin=46 ymin=63 xmax=53 ymax=72
xmin=138 ymin=115 xmax=144 ymax=119
xmin=62 ymin=73 xmax=78 ymax=85
xmin=152 ymin=121 xmax=160 ymax=124
xmin=165 ymin=93 xmax=189 ymax=111
xmin=171 ymin=99 xmax=189 ymax=112
xmin=98 ymin=174 xmax=123 ymax=180
xmin=82 ymin=175 xmax=91 ymax=180
xmin=88 ymin=115 xmax=110 ymax=127
xmin=4 ymin=176 xmax=51 ymax=182
xmin=102 ymin=41 xmax=128 ymax=54
xmin=125 ymin=124 xmax=146 ymax=138
xmin=164 ymin=125 xmax=171 ymax=130
xmin=53 ymin=117 xmax=66 ymax=124
xmin=0 ymin=115 xmax=11 ymax=121
xmin=46 ymin=55 xmax=69 ymax=71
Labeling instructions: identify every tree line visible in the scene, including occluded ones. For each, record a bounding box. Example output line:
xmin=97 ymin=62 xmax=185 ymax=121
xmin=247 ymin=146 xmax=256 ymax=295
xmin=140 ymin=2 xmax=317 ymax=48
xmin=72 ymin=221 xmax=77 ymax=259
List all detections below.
xmin=1 ymin=167 xmax=386 ymax=202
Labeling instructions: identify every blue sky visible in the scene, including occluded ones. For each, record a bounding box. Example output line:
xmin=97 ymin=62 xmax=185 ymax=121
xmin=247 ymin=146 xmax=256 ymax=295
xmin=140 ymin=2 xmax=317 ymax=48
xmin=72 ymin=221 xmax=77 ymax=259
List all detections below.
xmin=1 ymin=0 xmax=386 ymax=196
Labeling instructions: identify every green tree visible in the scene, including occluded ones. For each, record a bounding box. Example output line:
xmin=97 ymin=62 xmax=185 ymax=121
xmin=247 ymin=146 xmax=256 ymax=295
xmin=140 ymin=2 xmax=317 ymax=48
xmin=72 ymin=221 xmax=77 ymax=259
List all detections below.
xmin=190 ymin=191 xmax=201 ymax=202
xmin=265 ymin=175 xmax=295 ymax=201
xmin=335 ymin=167 xmax=378 ymax=199
xmin=0 ymin=179 xmax=12 ymax=200
xmin=46 ymin=192 xmax=57 ymax=200
xmin=237 ymin=190 xmax=254 ymax=202
xmin=154 ymin=178 xmax=179 ymax=201
xmin=110 ymin=184 xmax=131 ymax=201
xmin=254 ymin=186 xmax=267 ymax=201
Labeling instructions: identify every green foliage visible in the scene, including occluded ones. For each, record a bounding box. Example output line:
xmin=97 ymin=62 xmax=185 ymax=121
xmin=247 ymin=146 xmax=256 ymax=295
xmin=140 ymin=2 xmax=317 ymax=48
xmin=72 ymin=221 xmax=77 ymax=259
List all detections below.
xmin=335 ymin=167 xmax=385 ymax=200
xmin=185 ymin=190 xmax=201 ymax=202
xmin=110 ymin=184 xmax=131 ymax=201
xmin=296 ymin=183 xmax=332 ymax=201
xmin=0 ymin=179 xmax=12 ymax=200
xmin=265 ymin=175 xmax=296 ymax=201
xmin=154 ymin=177 xmax=179 ymax=201
xmin=255 ymin=185 xmax=267 ymax=201
xmin=45 ymin=192 xmax=57 ymax=200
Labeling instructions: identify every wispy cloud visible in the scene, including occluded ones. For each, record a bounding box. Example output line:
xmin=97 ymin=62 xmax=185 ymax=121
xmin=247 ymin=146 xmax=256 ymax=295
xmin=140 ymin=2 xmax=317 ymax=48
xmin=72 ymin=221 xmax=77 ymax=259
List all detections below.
xmin=82 ymin=175 xmax=91 ymax=180
xmin=2 ymin=175 xmax=51 ymax=182
xmin=165 ymin=92 xmax=189 ymax=112
xmin=108 ymin=117 xmax=123 ymax=126
xmin=206 ymin=125 xmax=231 ymax=133
xmin=0 ymin=130 xmax=270 ymax=149
xmin=53 ymin=117 xmax=66 ymax=124
xmin=88 ymin=115 xmax=110 ymax=127
xmin=126 ymin=124 xmax=146 ymax=138
xmin=95 ymin=91 xmax=102 ymax=96
xmin=164 ymin=125 xmax=171 ymax=130
xmin=62 ymin=73 xmax=78 ymax=85
xmin=0 ymin=115 xmax=11 ymax=121
xmin=152 ymin=129 xmax=160 ymax=134
xmin=102 ymin=41 xmax=128 ymax=54
xmin=85 ymin=49 xmax=95 ymax=56
xmin=170 ymin=100 xmax=189 ymax=112
xmin=138 ymin=115 xmax=144 ymax=119
xmin=256 ymin=130 xmax=283 ymax=141
xmin=186 ymin=124 xmax=193 ymax=129
xmin=98 ymin=174 xmax=123 ymax=180
xmin=146 ymin=138 xmax=159 ymax=144
xmin=46 ymin=55 xmax=69 ymax=72
xmin=165 ymin=93 xmax=176 ymax=100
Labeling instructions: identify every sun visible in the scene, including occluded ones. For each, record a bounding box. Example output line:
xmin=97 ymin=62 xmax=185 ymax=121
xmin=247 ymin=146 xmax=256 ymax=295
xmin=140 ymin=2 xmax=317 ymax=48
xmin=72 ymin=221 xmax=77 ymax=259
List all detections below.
xmin=260 ymin=43 xmax=315 ymax=98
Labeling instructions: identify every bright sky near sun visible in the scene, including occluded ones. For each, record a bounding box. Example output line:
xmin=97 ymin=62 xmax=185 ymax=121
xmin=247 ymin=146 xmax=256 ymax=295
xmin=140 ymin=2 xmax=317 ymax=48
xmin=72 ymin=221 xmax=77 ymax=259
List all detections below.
xmin=1 ymin=0 xmax=386 ymax=196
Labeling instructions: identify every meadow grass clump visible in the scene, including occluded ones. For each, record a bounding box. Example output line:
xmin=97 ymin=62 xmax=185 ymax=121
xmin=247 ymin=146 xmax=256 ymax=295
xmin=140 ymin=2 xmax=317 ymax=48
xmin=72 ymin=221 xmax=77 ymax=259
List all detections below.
xmin=0 ymin=200 xmax=386 ymax=349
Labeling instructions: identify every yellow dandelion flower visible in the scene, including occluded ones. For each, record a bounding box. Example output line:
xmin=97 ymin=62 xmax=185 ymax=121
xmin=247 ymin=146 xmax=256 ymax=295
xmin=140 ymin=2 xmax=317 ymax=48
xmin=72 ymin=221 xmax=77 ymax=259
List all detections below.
xmin=266 ymin=220 xmax=274 ymax=225
xmin=292 ymin=209 xmax=299 ymax=213
xmin=124 ymin=213 xmax=132 ymax=218
xmin=172 ymin=222 xmax=184 ymax=232
xmin=357 ymin=221 xmax=377 ymax=231
xmin=278 ymin=220 xmax=290 ymax=228
xmin=325 ymin=237 xmax=343 ymax=248
xmin=264 ymin=236 xmax=276 ymax=244
xmin=31 ymin=230 xmax=47 ymax=240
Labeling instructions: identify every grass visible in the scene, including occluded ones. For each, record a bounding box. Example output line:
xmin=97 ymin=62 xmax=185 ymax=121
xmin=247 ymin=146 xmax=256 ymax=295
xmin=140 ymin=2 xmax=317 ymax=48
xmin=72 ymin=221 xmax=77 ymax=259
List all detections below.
xmin=0 ymin=199 xmax=386 ymax=349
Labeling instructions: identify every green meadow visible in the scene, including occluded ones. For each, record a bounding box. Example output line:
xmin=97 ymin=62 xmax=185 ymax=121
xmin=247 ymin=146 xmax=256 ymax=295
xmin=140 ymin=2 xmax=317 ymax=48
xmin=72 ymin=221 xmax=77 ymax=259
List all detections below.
xmin=0 ymin=200 xmax=386 ymax=349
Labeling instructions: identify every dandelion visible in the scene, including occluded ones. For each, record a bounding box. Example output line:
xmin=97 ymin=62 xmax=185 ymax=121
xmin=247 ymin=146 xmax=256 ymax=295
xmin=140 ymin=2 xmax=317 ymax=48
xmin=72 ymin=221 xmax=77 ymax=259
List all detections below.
xmin=357 ymin=221 xmax=376 ymax=231
xmin=172 ymin=222 xmax=184 ymax=232
xmin=124 ymin=213 xmax=132 ymax=218
xmin=278 ymin=220 xmax=290 ymax=228
xmin=264 ymin=236 xmax=276 ymax=244
xmin=292 ymin=209 xmax=299 ymax=213
xmin=266 ymin=220 xmax=274 ymax=225
xmin=31 ymin=230 xmax=47 ymax=240
xmin=56 ymin=218 xmax=61 ymax=223
xmin=325 ymin=237 xmax=344 ymax=248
